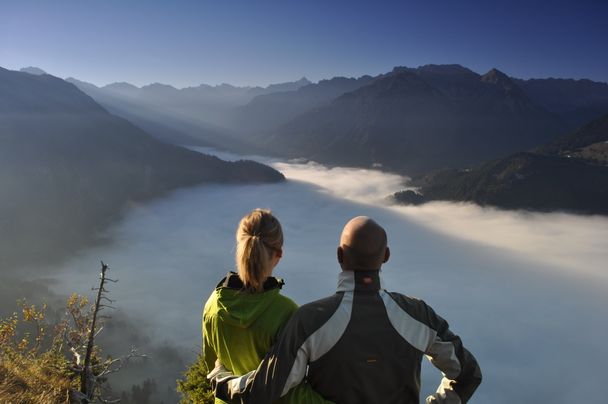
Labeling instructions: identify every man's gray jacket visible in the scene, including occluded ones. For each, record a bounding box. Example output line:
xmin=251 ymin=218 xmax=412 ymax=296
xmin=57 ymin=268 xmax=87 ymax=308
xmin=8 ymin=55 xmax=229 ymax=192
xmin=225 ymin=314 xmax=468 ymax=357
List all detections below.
xmin=209 ymin=270 xmax=482 ymax=403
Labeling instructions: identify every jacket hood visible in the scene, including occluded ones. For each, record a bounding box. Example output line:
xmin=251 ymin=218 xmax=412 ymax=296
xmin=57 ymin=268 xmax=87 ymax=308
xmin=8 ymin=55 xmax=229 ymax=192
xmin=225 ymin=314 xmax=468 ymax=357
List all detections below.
xmin=213 ymin=273 xmax=284 ymax=328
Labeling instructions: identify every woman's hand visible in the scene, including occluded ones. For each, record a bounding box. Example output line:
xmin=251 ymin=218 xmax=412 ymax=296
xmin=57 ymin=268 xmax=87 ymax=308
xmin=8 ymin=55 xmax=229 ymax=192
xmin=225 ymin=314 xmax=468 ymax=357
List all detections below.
xmin=207 ymin=359 xmax=232 ymax=382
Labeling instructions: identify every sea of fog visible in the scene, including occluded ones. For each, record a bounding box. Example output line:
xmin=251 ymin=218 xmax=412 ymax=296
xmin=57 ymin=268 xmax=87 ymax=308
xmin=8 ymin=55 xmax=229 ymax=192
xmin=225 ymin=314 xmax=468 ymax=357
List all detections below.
xmin=48 ymin=147 xmax=608 ymax=403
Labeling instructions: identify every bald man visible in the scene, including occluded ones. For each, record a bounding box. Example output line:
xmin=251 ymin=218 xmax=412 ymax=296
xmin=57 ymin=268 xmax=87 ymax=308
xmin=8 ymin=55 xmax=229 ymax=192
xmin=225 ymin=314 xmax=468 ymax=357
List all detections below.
xmin=209 ymin=216 xmax=482 ymax=403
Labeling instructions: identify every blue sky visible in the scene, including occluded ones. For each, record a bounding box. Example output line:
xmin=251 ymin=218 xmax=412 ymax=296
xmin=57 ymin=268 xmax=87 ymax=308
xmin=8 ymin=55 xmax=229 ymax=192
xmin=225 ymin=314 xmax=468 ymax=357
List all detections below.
xmin=1 ymin=0 xmax=606 ymax=87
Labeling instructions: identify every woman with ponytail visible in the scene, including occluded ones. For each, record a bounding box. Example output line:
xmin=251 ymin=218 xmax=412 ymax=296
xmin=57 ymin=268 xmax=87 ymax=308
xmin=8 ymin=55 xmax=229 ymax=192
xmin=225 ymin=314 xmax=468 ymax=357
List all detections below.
xmin=201 ymin=209 xmax=331 ymax=404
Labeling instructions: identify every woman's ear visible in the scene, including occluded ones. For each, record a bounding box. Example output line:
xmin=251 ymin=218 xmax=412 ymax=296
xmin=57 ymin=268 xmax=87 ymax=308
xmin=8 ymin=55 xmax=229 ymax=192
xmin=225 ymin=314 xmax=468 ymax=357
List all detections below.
xmin=276 ymin=248 xmax=283 ymax=258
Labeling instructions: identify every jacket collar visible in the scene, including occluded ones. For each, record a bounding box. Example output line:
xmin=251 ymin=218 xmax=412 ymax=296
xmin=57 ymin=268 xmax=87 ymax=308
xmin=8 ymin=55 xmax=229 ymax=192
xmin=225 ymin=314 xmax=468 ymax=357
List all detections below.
xmin=337 ymin=270 xmax=384 ymax=292
xmin=217 ymin=271 xmax=285 ymax=291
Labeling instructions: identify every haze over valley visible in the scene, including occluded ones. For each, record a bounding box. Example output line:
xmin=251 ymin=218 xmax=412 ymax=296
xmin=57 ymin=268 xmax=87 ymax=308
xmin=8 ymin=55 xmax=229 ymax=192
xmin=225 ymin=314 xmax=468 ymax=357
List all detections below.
xmin=41 ymin=151 xmax=608 ymax=403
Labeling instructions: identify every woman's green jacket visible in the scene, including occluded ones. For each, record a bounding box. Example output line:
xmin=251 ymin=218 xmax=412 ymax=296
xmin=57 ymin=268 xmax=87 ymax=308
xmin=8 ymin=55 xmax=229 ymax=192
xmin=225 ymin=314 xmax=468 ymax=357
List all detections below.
xmin=203 ymin=272 xmax=331 ymax=404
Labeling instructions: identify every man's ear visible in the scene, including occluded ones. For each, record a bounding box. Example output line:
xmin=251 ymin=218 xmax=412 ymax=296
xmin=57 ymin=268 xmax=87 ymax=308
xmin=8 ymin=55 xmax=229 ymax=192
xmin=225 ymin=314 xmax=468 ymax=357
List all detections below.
xmin=276 ymin=248 xmax=283 ymax=258
xmin=383 ymin=246 xmax=390 ymax=263
xmin=337 ymin=246 xmax=343 ymax=263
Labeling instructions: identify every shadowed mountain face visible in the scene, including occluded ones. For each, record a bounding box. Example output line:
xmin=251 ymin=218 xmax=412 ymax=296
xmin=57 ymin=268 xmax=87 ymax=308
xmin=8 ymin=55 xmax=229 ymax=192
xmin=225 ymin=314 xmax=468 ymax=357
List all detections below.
xmin=539 ymin=112 xmax=608 ymax=160
xmin=266 ymin=65 xmax=565 ymax=174
xmin=232 ymin=75 xmax=375 ymax=134
xmin=514 ymin=78 xmax=608 ymax=128
xmin=0 ymin=67 xmax=284 ymax=270
xmin=397 ymin=114 xmax=608 ymax=214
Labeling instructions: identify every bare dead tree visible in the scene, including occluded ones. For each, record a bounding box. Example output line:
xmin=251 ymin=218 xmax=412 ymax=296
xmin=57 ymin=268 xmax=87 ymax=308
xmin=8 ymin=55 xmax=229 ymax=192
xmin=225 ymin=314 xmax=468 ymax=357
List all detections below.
xmin=79 ymin=261 xmax=114 ymax=401
xmin=67 ymin=261 xmax=145 ymax=403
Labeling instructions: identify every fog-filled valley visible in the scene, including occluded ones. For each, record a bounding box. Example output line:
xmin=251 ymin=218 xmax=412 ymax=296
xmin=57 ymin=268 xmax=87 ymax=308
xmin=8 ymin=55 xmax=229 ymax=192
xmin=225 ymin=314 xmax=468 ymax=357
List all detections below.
xmin=3 ymin=147 xmax=604 ymax=403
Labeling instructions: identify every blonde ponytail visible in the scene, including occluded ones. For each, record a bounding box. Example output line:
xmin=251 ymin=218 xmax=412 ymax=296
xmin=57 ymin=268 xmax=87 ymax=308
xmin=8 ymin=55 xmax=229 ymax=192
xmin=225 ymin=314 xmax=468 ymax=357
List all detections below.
xmin=235 ymin=209 xmax=283 ymax=292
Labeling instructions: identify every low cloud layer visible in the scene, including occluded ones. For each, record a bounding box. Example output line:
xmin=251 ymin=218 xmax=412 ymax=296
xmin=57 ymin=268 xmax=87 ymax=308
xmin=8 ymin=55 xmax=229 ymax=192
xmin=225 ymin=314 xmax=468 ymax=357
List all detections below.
xmin=273 ymin=154 xmax=608 ymax=282
xmin=390 ymin=202 xmax=608 ymax=281
xmin=20 ymin=153 xmax=607 ymax=403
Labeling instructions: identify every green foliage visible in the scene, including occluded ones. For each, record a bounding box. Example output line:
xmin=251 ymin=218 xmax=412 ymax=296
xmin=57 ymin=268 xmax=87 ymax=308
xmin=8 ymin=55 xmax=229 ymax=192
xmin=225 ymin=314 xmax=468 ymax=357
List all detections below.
xmin=0 ymin=300 xmax=78 ymax=403
xmin=176 ymin=355 xmax=215 ymax=404
xmin=0 ymin=295 xmax=117 ymax=403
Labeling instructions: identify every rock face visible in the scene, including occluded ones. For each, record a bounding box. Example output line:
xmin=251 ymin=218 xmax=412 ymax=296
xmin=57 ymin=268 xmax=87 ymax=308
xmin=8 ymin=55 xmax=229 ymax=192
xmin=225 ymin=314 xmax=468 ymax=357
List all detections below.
xmin=398 ymin=114 xmax=608 ymax=215
xmin=0 ymin=67 xmax=284 ymax=269
xmin=265 ymin=65 xmax=565 ymax=174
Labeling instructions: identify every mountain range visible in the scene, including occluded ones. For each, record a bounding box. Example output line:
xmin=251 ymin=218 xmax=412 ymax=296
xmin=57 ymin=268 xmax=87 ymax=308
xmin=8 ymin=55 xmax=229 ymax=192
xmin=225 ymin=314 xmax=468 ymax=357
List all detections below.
xmin=17 ymin=63 xmax=608 ymax=215
xmin=264 ymin=65 xmax=569 ymax=173
xmin=66 ymin=76 xmax=312 ymax=151
xmin=68 ymin=64 xmax=608 ymax=176
xmin=231 ymin=75 xmax=375 ymax=135
xmin=0 ymin=67 xmax=283 ymax=270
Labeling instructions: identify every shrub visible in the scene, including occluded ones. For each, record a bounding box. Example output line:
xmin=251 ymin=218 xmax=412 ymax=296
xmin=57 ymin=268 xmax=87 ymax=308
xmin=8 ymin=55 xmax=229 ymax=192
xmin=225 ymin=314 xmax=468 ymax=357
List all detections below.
xmin=176 ymin=355 xmax=215 ymax=404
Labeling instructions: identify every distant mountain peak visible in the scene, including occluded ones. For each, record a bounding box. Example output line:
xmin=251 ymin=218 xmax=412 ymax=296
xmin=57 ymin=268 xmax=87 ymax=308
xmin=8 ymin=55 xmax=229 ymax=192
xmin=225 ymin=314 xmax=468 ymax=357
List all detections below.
xmin=481 ymin=68 xmax=511 ymax=83
xmin=391 ymin=66 xmax=414 ymax=74
xmin=66 ymin=77 xmax=100 ymax=91
xmin=20 ymin=66 xmax=47 ymax=75
xmin=262 ymin=77 xmax=313 ymax=94
xmin=417 ymin=64 xmax=472 ymax=74
xmin=104 ymin=82 xmax=139 ymax=90
xmin=143 ymin=82 xmax=178 ymax=90
xmin=295 ymin=77 xmax=311 ymax=85
xmin=363 ymin=69 xmax=438 ymax=98
xmin=481 ymin=68 xmax=523 ymax=95
xmin=391 ymin=64 xmax=478 ymax=80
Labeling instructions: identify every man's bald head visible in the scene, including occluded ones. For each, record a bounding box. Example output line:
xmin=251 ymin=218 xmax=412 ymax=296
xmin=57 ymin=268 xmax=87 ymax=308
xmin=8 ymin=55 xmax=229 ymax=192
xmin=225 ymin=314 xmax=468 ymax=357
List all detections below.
xmin=337 ymin=216 xmax=390 ymax=271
